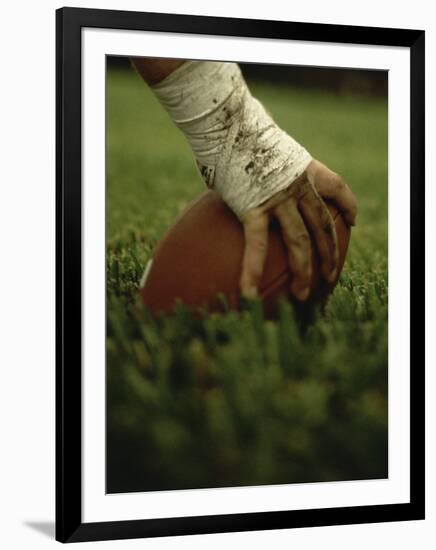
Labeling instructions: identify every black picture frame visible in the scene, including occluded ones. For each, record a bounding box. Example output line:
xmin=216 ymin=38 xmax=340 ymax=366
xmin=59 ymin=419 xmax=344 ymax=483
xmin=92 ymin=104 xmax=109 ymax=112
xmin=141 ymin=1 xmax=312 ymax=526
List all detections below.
xmin=56 ymin=6 xmax=425 ymax=543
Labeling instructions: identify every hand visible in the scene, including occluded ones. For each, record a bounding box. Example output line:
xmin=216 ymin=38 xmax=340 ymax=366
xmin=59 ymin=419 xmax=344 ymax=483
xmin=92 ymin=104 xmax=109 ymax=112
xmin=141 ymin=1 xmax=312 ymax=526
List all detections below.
xmin=239 ymin=159 xmax=357 ymax=301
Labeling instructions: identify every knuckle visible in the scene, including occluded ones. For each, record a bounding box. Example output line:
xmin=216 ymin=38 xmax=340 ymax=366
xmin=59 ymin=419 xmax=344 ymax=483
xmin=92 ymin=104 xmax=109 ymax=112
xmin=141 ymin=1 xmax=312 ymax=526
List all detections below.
xmin=311 ymin=218 xmax=333 ymax=240
xmin=292 ymin=231 xmax=310 ymax=249
xmin=331 ymin=173 xmax=346 ymax=192
xmin=291 ymin=257 xmax=311 ymax=283
xmin=249 ymin=237 xmax=267 ymax=252
xmin=322 ymin=220 xmax=336 ymax=237
xmin=301 ymin=258 xmax=311 ymax=278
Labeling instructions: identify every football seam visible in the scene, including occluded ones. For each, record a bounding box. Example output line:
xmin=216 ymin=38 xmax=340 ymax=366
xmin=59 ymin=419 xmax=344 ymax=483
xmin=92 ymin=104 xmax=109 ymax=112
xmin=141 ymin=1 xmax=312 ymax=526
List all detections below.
xmin=259 ymin=270 xmax=290 ymax=300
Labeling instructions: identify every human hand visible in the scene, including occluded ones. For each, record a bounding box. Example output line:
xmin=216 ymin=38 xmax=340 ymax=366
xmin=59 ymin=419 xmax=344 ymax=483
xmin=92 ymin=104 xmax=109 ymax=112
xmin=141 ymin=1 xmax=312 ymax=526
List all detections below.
xmin=239 ymin=159 xmax=357 ymax=301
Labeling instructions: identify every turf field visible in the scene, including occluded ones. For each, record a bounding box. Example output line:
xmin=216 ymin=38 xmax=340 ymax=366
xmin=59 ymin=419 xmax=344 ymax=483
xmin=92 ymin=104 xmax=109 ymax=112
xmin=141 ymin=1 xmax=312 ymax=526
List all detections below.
xmin=106 ymin=66 xmax=388 ymax=493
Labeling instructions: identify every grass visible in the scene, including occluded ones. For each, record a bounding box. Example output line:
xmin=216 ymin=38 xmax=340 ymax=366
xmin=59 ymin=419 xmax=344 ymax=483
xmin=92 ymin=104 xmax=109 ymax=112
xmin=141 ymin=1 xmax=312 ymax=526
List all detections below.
xmin=106 ymin=66 xmax=388 ymax=493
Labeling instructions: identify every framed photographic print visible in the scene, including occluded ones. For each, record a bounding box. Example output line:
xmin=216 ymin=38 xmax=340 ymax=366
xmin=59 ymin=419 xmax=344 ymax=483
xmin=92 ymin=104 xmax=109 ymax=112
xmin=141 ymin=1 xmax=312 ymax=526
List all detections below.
xmin=56 ymin=7 xmax=425 ymax=543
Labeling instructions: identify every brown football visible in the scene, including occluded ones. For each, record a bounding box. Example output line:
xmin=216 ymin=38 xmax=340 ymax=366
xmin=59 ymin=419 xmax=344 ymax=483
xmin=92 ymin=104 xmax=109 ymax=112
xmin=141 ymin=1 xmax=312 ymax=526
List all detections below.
xmin=140 ymin=190 xmax=350 ymax=317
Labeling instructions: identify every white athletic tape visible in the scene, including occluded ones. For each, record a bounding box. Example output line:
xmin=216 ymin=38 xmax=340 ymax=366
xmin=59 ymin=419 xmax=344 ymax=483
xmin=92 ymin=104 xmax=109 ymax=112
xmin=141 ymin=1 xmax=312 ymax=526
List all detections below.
xmin=152 ymin=61 xmax=312 ymax=219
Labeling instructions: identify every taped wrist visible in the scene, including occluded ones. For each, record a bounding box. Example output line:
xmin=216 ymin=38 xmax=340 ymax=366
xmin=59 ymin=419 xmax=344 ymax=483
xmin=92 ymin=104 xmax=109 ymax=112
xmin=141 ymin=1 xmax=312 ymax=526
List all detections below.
xmin=151 ymin=61 xmax=312 ymax=219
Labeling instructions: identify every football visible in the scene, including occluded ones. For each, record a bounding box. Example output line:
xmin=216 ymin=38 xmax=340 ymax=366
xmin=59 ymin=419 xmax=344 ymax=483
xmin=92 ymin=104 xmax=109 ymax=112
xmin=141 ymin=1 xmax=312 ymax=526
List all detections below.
xmin=140 ymin=190 xmax=350 ymax=317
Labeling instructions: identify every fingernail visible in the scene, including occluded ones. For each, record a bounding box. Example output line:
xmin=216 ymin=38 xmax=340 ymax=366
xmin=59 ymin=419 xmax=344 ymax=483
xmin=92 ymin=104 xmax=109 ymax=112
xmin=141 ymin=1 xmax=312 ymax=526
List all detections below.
xmin=243 ymin=286 xmax=258 ymax=299
xmin=328 ymin=268 xmax=337 ymax=283
xmin=295 ymin=287 xmax=310 ymax=302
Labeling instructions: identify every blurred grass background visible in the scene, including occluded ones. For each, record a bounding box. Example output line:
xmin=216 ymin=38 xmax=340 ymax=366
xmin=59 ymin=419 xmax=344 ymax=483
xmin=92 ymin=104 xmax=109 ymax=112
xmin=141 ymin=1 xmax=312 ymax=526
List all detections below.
xmin=106 ymin=61 xmax=388 ymax=493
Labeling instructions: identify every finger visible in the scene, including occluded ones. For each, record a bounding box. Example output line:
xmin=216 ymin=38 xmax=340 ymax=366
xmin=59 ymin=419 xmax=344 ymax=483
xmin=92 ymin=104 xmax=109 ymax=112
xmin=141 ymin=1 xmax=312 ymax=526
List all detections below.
xmin=299 ymin=188 xmax=339 ymax=283
xmin=274 ymin=199 xmax=312 ymax=301
xmin=240 ymin=212 xmax=269 ymax=299
xmin=312 ymin=173 xmax=358 ymax=226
